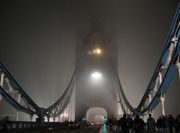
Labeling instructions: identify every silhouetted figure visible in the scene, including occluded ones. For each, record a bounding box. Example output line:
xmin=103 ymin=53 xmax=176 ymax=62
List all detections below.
xmin=147 ymin=114 xmax=156 ymax=133
xmin=157 ymin=116 xmax=163 ymax=132
xmin=127 ymin=115 xmax=133 ymax=133
xmin=133 ymin=115 xmax=144 ymax=133
xmin=119 ymin=114 xmax=128 ymax=133
xmin=168 ymin=114 xmax=175 ymax=133
xmin=161 ymin=115 xmax=169 ymax=133
xmin=1 ymin=116 xmax=9 ymax=133
xmin=108 ymin=118 xmax=113 ymax=130
xmin=175 ymin=115 xmax=180 ymax=133
xmin=114 ymin=119 xmax=118 ymax=131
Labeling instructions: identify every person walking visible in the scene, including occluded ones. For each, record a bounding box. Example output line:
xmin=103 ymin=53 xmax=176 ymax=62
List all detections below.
xmin=168 ymin=114 xmax=175 ymax=133
xmin=175 ymin=115 xmax=180 ymax=133
xmin=161 ymin=115 xmax=169 ymax=133
xmin=119 ymin=114 xmax=128 ymax=133
xmin=127 ymin=115 xmax=133 ymax=133
xmin=147 ymin=114 xmax=156 ymax=133
xmin=133 ymin=115 xmax=145 ymax=133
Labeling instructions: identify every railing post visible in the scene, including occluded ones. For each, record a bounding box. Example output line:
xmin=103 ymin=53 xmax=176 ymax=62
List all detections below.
xmin=160 ymin=93 xmax=166 ymax=116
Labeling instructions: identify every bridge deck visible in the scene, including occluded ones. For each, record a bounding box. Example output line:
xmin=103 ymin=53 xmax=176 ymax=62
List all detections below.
xmin=0 ymin=126 xmax=173 ymax=133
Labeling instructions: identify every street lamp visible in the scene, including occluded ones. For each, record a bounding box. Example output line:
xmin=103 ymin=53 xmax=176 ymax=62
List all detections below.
xmin=88 ymin=48 xmax=102 ymax=55
xmin=93 ymin=48 xmax=102 ymax=55
xmin=91 ymin=72 xmax=102 ymax=80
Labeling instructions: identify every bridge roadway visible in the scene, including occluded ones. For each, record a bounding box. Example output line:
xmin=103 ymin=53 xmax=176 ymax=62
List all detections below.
xmin=1 ymin=125 xmax=171 ymax=133
xmin=2 ymin=126 xmax=118 ymax=133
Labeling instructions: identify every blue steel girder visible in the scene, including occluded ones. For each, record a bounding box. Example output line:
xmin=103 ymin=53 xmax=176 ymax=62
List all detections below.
xmin=142 ymin=43 xmax=179 ymax=113
xmin=138 ymin=39 xmax=179 ymax=114
xmin=136 ymin=2 xmax=180 ymax=113
xmin=115 ymin=2 xmax=180 ymax=116
xmin=0 ymin=85 xmax=35 ymax=115
xmin=0 ymin=61 xmax=40 ymax=112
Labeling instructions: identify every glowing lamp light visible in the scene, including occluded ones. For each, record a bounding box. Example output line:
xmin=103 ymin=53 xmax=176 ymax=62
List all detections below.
xmin=88 ymin=48 xmax=102 ymax=55
xmin=92 ymin=48 xmax=102 ymax=55
xmin=96 ymin=48 xmax=102 ymax=54
xmin=91 ymin=72 xmax=102 ymax=80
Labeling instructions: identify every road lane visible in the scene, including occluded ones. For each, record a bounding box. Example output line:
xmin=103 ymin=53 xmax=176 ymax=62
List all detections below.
xmin=68 ymin=126 xmax=100 ymax=133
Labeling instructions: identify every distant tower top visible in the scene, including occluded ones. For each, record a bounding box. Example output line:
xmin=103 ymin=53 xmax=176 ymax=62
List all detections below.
xmin=83 ymin=22 xmax=108 ymax=47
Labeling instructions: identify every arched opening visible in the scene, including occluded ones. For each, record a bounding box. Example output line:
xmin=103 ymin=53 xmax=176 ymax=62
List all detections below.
xmin=86 ymin=107 xmax=107 ymax=125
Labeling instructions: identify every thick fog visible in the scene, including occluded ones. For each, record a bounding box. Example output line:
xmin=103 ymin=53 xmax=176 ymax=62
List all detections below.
xmin=0 ymin=0 xmax=179 ymax=120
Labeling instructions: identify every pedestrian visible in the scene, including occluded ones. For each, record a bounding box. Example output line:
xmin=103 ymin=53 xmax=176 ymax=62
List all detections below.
xmin=1 ymin=116 xmax=9 ymax=133
xmin=168 ymin=114 xmax=174 ymax=133
xmin=147 ymin=114 xmax=156 ymax=133
xmin=108 ymin=118 xmax=113 ymax=130
xmin=175 ymin=115 xmax=180 ymax=133
xmin=161 ymin=115 xmax=169 ymax=133
xmin=157 ymin=116 xmax=163 ymax=132
xmin=119 ymin=114 xmax=128 ymax=133
xmin=133 ymin=115 xmax=145 ymax=133
xmin=127 ymin=114 xmax=133 ymax=133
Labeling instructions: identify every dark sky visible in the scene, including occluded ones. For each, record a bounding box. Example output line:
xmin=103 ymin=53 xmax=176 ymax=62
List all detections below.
xmin=0 ymin=0 xmax=179 ymax=120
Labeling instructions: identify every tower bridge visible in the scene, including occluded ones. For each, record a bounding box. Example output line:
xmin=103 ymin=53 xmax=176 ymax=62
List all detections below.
xmin=0 ymin=1 xmax=180 ymax=133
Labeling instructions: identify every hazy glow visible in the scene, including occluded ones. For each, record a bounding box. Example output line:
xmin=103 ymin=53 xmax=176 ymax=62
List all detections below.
xmin=92 ymin=48 xmax=102 ymax=55
xmin=91 ymin=72 xmax=102 ymax=80
xmin=86 ymin=107 xmax=107 ymax=125
xmin=60 ymin=113 xmax=69 ymax=117
xmin=88 ymin=48 xmax=102 ymax=55
xmin=96 ymin=48 xmax=102 ymax=54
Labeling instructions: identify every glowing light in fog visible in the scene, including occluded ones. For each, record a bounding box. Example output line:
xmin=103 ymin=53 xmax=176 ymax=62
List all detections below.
xmin=88 ymin=48 xmax=102 ymax=55
xmin=93 ymin=48 xmax=102 ymax=55
xmin=91 ymin=72 xmax=102 ymax=80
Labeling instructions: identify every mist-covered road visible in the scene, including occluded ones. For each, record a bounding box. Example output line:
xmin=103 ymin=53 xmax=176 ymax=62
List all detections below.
xmin=58 ymin=127 xmax=100 ymax=133
xmin=45 ymin=126 xmax=117 ymax=133
xmin=3 ymin=125 xmax=119 ymax=133
xmin=28 ymin=126 xmax=116 ymax=133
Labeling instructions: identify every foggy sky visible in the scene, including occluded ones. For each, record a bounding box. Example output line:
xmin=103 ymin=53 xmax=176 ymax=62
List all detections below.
xmin=0 ymin=0 xmax=180 ymax=120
